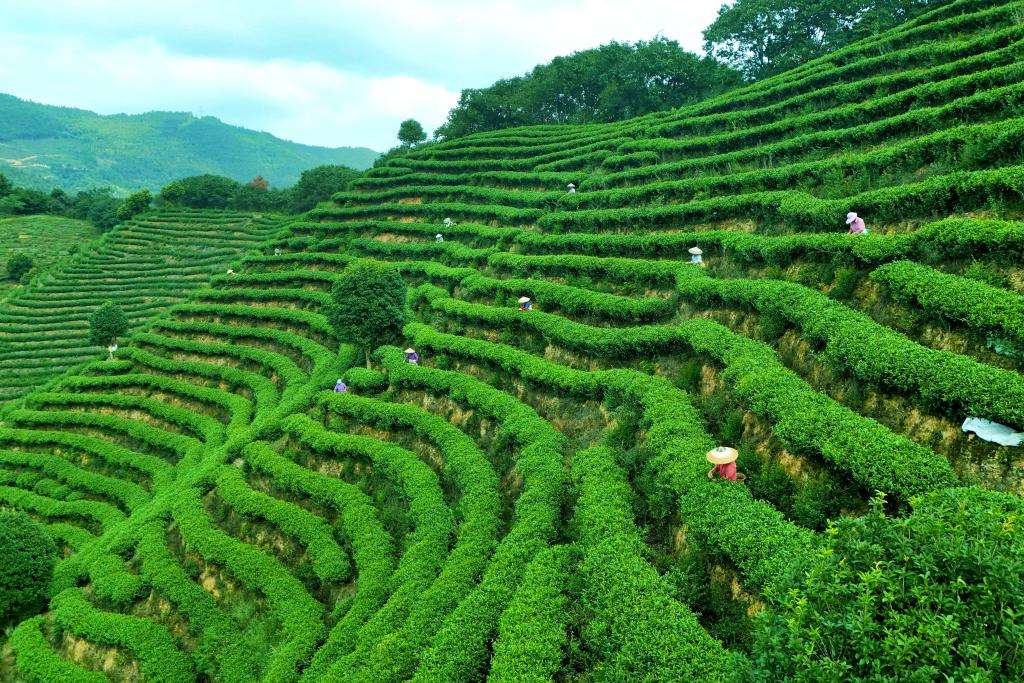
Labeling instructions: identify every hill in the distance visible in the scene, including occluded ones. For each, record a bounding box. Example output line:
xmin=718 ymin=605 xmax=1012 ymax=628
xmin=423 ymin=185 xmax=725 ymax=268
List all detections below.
xmin=0 ymin=93 xmax=379 ymax=193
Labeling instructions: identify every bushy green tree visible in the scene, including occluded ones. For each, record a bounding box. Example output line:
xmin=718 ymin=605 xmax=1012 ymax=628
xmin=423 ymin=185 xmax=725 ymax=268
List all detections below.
xmin=435 ymin=37 xmax=741 ymax=139
xmin=398 ymin=119 xmax=427 ymax=146
xmin=114 ymin=188 xmax=152 ymax=222
xmin=89 ymin=300 xmax=129 ymax=348
xmin=160 ymin=174 xmax=239 ymax=209
xmin=745 ymin=487 xmax=1024 ymax=681
xmin=6 ymin=253 xmax=33 ymax=282
xmin=0 ymin=510 xmax=57 ymax=627
xmin=289 ymin=165 xmax=360 ymax=213
xmin=703 ymin=0 xmax=939 ymax=80
xmin=326 ymin=261 xmax=407 ymax=368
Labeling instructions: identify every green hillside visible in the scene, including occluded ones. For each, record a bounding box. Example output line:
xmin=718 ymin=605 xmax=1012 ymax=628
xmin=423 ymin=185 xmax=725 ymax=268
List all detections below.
xmin=1 ymin=0 xmax=1023 ymax=680
xmin=0 ymin=215 xmax=99 ymax=302
xmin=0 ymin=94 xmax=379 ymax=194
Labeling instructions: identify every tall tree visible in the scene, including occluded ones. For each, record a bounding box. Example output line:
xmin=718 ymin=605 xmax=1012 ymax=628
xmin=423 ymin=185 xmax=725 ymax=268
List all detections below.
xmin=326 ymin=261 xmax=407 ymax=368
xmin=289 ymin=165 xmax=360 ymax=213
xmin=89 ymin=300 xmax=129 ymax=349
xmin=703 ymin=0 xmax=938 ymax=80
xmin=434 ymin=37 xmax=741 ymax=140
xmin=398 ymin=119 xmax=427 ymax=147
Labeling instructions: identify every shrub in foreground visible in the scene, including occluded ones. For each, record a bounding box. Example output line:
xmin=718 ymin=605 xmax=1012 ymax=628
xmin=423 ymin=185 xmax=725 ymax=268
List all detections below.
xmin=0 ymin=510 xmax=58 ymax=626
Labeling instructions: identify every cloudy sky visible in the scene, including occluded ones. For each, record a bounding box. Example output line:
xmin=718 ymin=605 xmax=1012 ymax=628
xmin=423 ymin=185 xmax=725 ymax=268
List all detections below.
xmin=0 ymin=1 xmax=726 ymax=151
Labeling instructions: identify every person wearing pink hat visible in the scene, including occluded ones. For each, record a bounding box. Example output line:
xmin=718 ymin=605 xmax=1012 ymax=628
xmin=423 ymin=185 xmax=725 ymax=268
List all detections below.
xmin=846 ymin=212 xmax=867 ymax=234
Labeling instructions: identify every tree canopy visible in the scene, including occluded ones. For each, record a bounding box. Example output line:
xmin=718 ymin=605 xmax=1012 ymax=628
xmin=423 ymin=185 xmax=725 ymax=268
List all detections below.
xmin=89 ymin=300 xmax=129 ymax=348
xmin=289 ymin=165 xmax=360 ymax=213
xmin=6 ymin=253 xmax=33 ymax=282
xmin=398 ymin=119 xmax=428 ymax=147
xmin=0 ymin=510 xmax=57 ymax=627
xmin=703 ymin=0 xmax=940 ymax=80
xmin=326 ymin=261 xmax=408 ymax=368
xmin=434 ymin=37 xmax=741 ymax=140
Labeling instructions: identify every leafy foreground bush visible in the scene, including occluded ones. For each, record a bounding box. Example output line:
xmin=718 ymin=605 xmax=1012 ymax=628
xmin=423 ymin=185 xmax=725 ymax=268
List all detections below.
xmin=745 ymin=488 xmax=1024 ymax=682
xmin=0 ymin=510 xmax=57 ymax=627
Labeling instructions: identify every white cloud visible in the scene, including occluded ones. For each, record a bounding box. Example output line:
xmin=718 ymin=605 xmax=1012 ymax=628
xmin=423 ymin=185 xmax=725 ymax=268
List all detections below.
xmin=0 ymin=0 xmax=726 ymax=149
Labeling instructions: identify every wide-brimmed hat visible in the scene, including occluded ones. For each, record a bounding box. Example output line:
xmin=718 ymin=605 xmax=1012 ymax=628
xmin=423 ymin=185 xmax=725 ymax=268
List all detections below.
xmin=706 ymin=446 xmax=739 ymax=464
xmin=846 ymin=212 xmax=858 ymax=224
xmin=688 ymin=247 xmax=703 ymax=255
xmin=518 ymin=296 xmax=531 ymax=303
xmin=567 ymin=183 xmax=576 ymax=188
xmin=404 ymin=348 xmax=416 ymax=354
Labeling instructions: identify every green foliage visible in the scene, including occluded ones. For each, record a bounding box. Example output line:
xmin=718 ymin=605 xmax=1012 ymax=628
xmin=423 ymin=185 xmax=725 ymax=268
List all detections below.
xmin=705 ymin=0 xmax=947 ymax=80
xmin=6 ymin=253 xmax=33 ymax=282
xmin=746 ymin=488 xmax=1024 ymax=681
xmin=398 ymin=119 xmax=428 ymax=147
xmin=114 ymin=188 xmax=151 ymax=221
xmin=290 ymin=165 xmax=360 ymax=213
xmin=88 ymin=300 xmax=129 ymax=347
xmin=0 ymin=510 xmax=57 ymax=627
xmin=326 ymin=261 xmax=408 ymax=367
xmin=435 ymin=37 xmax=740 ymax=139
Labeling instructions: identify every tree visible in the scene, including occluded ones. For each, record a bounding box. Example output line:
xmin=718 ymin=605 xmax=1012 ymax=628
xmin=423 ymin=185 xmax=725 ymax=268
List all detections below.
xmin=434 ymin=37 xmax=741 ymax=140
xmin=115 ymin=188 xmax=152 ymax=222
xmin=250 ymin=175 xmax=269 ymax=190
xmin=6 ymin=253 xmax=33 ymax=282
xmin=703 ymin=0 xmax=938 ymax=80
xmin=326 ymin=261 xmax=407 ymax=368
xmin=160 ymin=180 xmax=186 ymax=205
xmin=745 ymin=488 xmax=1024 ymax=681
xmin=89 ymin=300 xmax=129 ymax=348
xmin=160 ymin=175 xmax=239 ymax=209
xmin=397 ymin=119 xmax=427 ymax=147
xmin=0 ymin=510 xmax=57 ymax=627
xmin=289 ymin=165 xmax=360 ymax=213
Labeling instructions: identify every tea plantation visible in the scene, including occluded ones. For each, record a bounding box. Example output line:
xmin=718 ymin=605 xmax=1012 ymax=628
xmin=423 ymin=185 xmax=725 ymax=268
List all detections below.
xmin=1 ymin=0 xmax=1023 ymax=680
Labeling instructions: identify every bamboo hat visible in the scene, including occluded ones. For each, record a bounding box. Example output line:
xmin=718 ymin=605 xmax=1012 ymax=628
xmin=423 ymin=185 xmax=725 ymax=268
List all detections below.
xmin=518 ymin=296 xmax=531 ymax=303
xmin=404 ymin=348 xmax=416 ymax=354
xmin=706 ymin=446 xmax=739 ymax=464
xmin=688 ymin=246 xmax=703 ymax=255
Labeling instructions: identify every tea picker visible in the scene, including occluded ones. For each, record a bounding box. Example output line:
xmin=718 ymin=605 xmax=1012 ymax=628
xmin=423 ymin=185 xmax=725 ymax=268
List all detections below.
xmin=846 ymin=212 xmax=868 ymax=235
xmin=443 ymin=217 xmax=455 ymax=228
xmin=333 ymin=378 xmax=348 ymax=393
xmin=518 ymin=296 xmax=532 ymax=311
xmin=435 ymin=233 xmax=444 ymax=243
xmin=107 ymin=342 xmax=119 ymax=361
xmin=688 ymin=246 xmax=703 ymax=266
xmin=567 ymin=183 xmax=576 ymax=194
xmin=707 ymin=446 xmax=744 ymax=482
xmin=404 ymin=348 xmax=420 ymax=365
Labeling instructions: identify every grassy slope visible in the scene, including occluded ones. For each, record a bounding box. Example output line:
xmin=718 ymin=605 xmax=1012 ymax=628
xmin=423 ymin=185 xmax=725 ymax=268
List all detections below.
xmin=0 ymin=93 xmax=379 ymax=193
xmin=0 ymin=215 xmax=99 ymax=302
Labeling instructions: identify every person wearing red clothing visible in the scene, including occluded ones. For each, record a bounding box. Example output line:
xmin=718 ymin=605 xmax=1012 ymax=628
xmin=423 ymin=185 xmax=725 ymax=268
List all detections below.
xmin=707 ymin=446 xmax=739 ymax=481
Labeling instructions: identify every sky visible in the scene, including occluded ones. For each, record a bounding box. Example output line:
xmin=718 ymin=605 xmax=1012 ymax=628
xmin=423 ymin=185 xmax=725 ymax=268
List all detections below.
xmin=0 ymin=1 xmax=726 ymax=152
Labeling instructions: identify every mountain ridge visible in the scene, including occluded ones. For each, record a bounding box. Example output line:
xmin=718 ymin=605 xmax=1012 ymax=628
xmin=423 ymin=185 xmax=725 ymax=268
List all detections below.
xmin=0 ymin=93 xmax=378 ymax=193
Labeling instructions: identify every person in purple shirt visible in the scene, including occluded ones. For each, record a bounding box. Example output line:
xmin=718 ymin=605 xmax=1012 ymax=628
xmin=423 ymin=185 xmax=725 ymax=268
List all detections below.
xmin=333 ymin=379 xmax=347 ymax=393
xmin=404 ymin=348 xmax=419 ymax=365
xmin=846 ymin=212 xmax=868 ymax=234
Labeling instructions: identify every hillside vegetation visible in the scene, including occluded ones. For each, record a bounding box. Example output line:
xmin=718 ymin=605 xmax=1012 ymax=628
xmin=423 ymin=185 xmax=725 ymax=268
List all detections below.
xmin=0 ymin=94 xmax=378 ymax=194
xmin=1 ymin=0 xmax=1024 ymax=680
xmin=0 ymin=215 xmax=98 ymax=301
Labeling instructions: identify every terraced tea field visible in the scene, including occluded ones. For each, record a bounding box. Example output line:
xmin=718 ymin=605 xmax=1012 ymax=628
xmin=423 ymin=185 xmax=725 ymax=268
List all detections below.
xmin=0 ymin=210 xmax=285 ymax=404
xmin=2 ymin=0 xmax=1024 ymax=680
xmin=0 ymin=215 xmax=99 ymax=303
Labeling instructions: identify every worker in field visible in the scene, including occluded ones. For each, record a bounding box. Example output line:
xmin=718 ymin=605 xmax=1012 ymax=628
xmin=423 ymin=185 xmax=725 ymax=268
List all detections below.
xmin=567 ymin=183 xmax=576 ymax=193
xmin=333 ymin=378 xmax=348 ymax=393
xmin=443 ymin=217 xmax=455 ymax=229
xmin=518 ymin=296 xmax=532 ymax=311
xmin=107 ymin=342 xmax=118 ymax=361
xmin=435 ymin=233 xmax=444 ymax=243
xmin=274 ymin=248 xmax=282 ymax=256
xmin=846 ymin=212 xmax=868 ymax=235
xmin=688 ymin=246 xmax=704 ymax=266
xmin=404 ymin=348 xmax=419 ymax=365
xmin=706 ymin=446 xmax=740 ymax=481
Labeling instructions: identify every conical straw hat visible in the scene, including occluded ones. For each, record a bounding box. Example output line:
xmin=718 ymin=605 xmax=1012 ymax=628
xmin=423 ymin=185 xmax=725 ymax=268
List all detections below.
xmin=688 ymin=246 xmax=703 ymax=255
xmin=518 ymin=296 xmax=530 ymax=303
xmin=706 ymin=446 xmax=738 ymax=464
xmin=404 ymin=348 xmax=416 ymax=354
